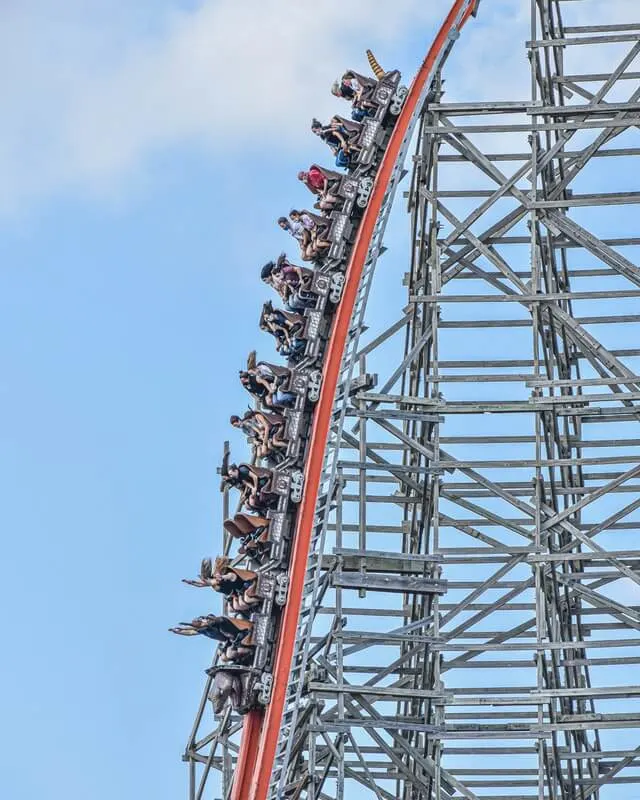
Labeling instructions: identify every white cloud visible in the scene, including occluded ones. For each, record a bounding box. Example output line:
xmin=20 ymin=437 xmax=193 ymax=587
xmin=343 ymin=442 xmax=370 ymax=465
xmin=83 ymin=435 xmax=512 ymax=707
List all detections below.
xmin=0 ymin=0 xmax=445 ymax=215
xmin=1 ymin=0 xmax=638 ymax=217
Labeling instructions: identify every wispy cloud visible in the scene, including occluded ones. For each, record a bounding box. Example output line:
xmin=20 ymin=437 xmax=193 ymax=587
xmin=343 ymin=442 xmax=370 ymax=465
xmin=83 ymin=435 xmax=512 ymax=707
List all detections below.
xmin=0 ymin=0 xmax=445 ymax=215
xmin=2 ymin=0 xmax=638 ymax=217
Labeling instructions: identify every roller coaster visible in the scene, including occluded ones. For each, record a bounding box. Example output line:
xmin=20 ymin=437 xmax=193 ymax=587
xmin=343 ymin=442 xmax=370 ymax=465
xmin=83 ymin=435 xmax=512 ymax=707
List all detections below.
xmin=177 ymin=1 xmax=640 ymax=798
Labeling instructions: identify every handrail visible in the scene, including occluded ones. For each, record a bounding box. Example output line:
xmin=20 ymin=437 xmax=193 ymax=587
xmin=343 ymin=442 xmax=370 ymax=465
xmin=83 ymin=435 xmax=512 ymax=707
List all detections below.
xmin=230 ymin=2 xmax=479 ymax=798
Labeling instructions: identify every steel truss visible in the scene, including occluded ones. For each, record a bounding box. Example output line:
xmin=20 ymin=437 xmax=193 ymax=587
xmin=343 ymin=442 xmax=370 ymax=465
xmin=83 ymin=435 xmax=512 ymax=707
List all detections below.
xmin=184 ymin=2 xmax=640 ymax=798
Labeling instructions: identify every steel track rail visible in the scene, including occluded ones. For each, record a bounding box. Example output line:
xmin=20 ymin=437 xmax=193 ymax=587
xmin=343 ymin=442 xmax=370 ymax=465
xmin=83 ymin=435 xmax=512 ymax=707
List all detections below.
xmin=229 ymin=2 xmax=480 ymax=798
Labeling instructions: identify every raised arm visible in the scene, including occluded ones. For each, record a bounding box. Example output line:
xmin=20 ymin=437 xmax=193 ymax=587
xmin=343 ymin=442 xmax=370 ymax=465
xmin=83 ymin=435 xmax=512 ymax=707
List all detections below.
xmin=169 ymin=626 xmax=200 ymax=636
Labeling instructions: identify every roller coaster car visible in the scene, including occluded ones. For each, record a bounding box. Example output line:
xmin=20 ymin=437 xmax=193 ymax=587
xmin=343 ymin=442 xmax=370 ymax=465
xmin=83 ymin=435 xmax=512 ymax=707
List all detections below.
xmin=299 ymin=207 xmax=355 ymax=264
xmin=300 ymin=307 xmax=327 ymax=364
xmin=227 ymin=509 xmax=291 ymax=568
xmin=265 ymin=259 xmax=343 ymax=312
xmin=259 ymin=302 xmax=308 ymax=362
xmin=344 ymin=68 xmax=406 ymax=122
xmin=280 ymin=408 xmax=305 ymax=463
xmin=373 ymin=69 xmax=406 ymax=118
xmin=261 ymin=259 xmax=315 ymax=311
xmin=260 ymin=302 xmax=327 ymax=367
xmin=191 ymin=556 xmax=260 ymax=604
xmin=207 ymin=574 xmax=286 ymax=704
xmin=333 ymin=113 xmax=385 ymax=171
xmin=258 ymin=408 xmax=308 ymax=469
xmin=225 ymin=463 xmax=303 ymax=511
xmin=265 ymin=509 xmax=293 ymax=565
xmin=246 ymin=353 xmax=322 ymax=407
xmin=244 ymin=409 xmax=304 ymax=468
xmin=272 ymin=362 xmax=323 ymax=406
xmin=211 ymin=559 xmax=265 ymax=617
xmin=306 ymin=268 xmax=344 ymax=306
xmin=207 ymin=664 xmax=263 ymax=715
xmin=220 ymin=458 xmax=298 ymax=514
xmin=223 ymin=511 xmax=292 ymax=572
xmin=289 ymin=364 xmax=322 ymax=404
xmin=305 ymin=164 xmax=374 ymax=215
xmin=327 ymin=212 xmax=356 ymax=262
xmin=253 ymin=568 xmax=289 ymax=605
xmin=245 ymin=608 xmax=274 ymax=672
xmin=338 ymin=72 xmax=406 ymax=175
xmin=269 ymin=467 xmax=304 ymax=505
xmin=243 ymin=466 xmax=305 ymax=512
xmin=292 ymin=209 xmax=332 ymax=267
xmin=224 ymin=513 xmax=272 ymax=561
xmin=242 ymin=580 xmax=279 ymax=674
xmin=340 ymin=172 xmax=375 ymax=211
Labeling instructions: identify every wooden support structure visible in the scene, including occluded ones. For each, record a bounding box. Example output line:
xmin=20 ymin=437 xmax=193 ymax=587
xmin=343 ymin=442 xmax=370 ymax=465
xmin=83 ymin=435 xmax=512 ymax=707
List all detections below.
xmin=184 ymin=3 xmax=640 ymax=798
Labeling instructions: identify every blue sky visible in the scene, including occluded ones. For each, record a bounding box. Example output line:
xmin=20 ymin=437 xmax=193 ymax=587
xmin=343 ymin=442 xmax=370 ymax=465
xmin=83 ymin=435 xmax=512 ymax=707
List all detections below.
xmin=0 ymin=3 xmax=456 ymax=797
xmin=1 ymin=1 xmax=638 ymax=798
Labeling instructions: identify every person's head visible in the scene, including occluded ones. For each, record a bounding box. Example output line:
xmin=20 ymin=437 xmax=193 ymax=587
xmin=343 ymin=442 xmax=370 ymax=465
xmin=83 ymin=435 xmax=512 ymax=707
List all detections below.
xmin=261 ymin=261 xmax=275 ymax=282
xmin=331 ymin=81 xmax=342 ymax=98
xmin=230 ymin=415 xmax=241 ymax=427
xmin=213 ymin=555 xmax=229 ymax=574
xmin=311 ymin=118 xmax=323 ymax=135
xmin=228 ymin=463 xmax=239 ymax=480
xmin=289 ymin=209 xmax=301 ymax=221
xmin=277 ymin=216 xmax=289 ymax=231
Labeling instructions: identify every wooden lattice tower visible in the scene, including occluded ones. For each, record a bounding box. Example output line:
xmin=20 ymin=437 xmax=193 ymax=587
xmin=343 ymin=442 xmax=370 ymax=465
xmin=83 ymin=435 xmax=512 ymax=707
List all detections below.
xmin=184 ymin=2 xmax=640 ymax=798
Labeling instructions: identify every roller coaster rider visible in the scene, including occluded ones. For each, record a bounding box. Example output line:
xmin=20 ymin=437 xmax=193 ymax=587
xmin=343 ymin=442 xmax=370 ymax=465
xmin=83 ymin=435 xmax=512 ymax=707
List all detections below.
xmin=331 ymin=70 xmax=377 ymax=120
xmin=277 ymin=211 xmax=328 ymax=262
xmin=261 ymin=255 xmax=315 ymax=312
xmin=169 ymin=615 xmax=255 ymax=665
xmin=173 ymin=47 xmax=410 ymax=717
xmin=297 ymin=165 xmax=339 ymax=212
xmin=260 ymin=300 xmax=306 ymax=359
xmin=311 ymin=116 xmax=361 ymax=169
xmin=277 ymin=213 xmax=309 ymax=246
xmin=183 ymin=557 xmax=262 ymax=617
xmin=230 ymin=409 xmax=288 ymax=460
xmin=220 ymin=458 xmax=278 ymax=513
xmin=289 ymin=209 xmax=330 ymax=261
xmin=239 ymin=364 xmax=296 ymax=410
xmin=229 ymin=410 xmax=262 ymax=442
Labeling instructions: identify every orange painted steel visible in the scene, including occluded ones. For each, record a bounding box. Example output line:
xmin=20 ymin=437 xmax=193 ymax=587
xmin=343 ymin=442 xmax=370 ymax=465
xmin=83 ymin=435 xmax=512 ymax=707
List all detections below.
xmin=231 ymin=3 xmax=477 ymax=798
xmin=231 ymin=709 xmax=261 ymax=799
